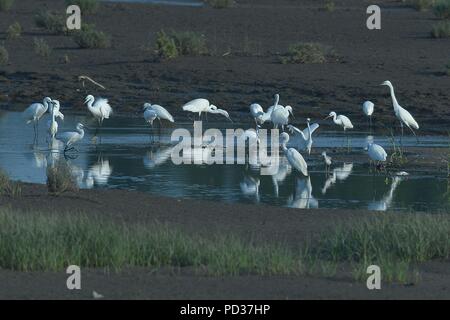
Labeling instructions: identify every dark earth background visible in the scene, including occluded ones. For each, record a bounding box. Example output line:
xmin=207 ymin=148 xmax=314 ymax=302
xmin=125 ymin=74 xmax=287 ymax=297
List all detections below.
xmin=0 ymin=0 xmax=449 ymax=133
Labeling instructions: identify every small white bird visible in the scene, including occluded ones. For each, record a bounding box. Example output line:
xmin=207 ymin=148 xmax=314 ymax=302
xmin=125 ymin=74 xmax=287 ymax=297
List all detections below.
xmin=249 ymin=103 xmax=265 ymax=126
xmin=287 ymin=118 xmax=320 ymax=155
xmin=280 ymin=132 xmax=308 ymax=176
xmin=271 ymin=105 xmax=294 ymax=130
xmin=325 ymin=111 xmax=354 ymax=131
xmin=84 ymin=95 xmax=113 ymax=126
xmin=47 ymin=101 xmax=59 ymax=140
xmin=143 ymin=103 xmax=174 ymax=124
xmin=362 ymin=101 xmax=374 ymax=128
xmin=182 ymin=98 xmax=232 ymax=123
xmin=58 ymin=123 xmax=85 ymax=152
xmin=381 ymin=80 xmax=419 ymax=136
xmin=143 ymin=108 xmax=157 ymax=127
xmin=92 ymin=291 xmax=104 ymax=299
xmin=366 ymin=142 xmax=388 ymax=167
xmin=23 ymin=97 xmax=52 ymax=141
xmin=321 ymin=151 xmax=332 ymax=170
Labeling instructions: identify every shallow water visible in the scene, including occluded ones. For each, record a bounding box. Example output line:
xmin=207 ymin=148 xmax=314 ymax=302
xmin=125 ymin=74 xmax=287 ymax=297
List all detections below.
xmin=0 ymin=111 xmax=449 ymax=212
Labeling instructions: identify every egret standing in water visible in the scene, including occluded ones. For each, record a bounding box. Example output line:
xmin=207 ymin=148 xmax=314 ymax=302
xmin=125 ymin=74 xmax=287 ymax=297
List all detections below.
xmin=366 ymin=142 xmax=387 ymax=170
xmin=287 ymin=118 xmax=320 ymax=155
xmin=325 ymin=111 xmax=354 ymax=149
xmin=271 ymin=105 xmax=294 ymax=130
xmin=182 ymin=98 xmax=232 ymax=124
xmin=58 ymin=123 xmax=85 ymax=153
xmin=23 ymin=97 xmax=53 ymax=143
xmin=381 ymin=80 xmax=419 ymax=138
xmin=84 ymin=95 xmax=113 ymax=138
xmin=47 ymin=101 xmax=59 ymax=141
xmin=362 ymin=101 xmax=374 ymax=129
xmin=321 ymin=151 xmax=332 ymax=172
xmin=143 ymin=107 xmax=157 ymax=142
xmin=280 ymin=132 xmax=308 ymax=176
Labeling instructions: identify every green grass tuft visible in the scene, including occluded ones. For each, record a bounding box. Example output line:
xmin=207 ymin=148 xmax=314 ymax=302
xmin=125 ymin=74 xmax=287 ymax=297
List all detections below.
xmin=71 ymin=24 xmax=111 ymax=49
xmin=33 ymin=38 xmax=52 ymax=58
xmin=0 ymin=170 xmax=21 ymax=197
xmin=65 ymin=0 xmax=98 ymax=14
xmin=324 ymin=0 xmax=335 ymax=12
xmin=433 ymin=0 xmax=450 ymax=18
xmin=0 ymin=0 xmax=14 ymax=11
xmin=6 ymin=22 xmax=22 ymax=40
xmin=431 ymin=20 xmax=450 ymax=37
xmin=281 ymin=42 xmax=334 ymax=64
xmin=0 ymin=45 xmax=8 ymax=65
xmin=406 ymin=0 xmax=437 ymax=11
xmin=35 ymin=10 xmax=67 ymax=35
xmin=155 ymin=30 xmax=207 ymax=60
xmin=46 ymin=161 xmax=78 ymax=195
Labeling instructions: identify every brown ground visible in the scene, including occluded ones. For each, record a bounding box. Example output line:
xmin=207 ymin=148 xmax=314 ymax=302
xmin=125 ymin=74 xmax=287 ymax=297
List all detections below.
xmin=0 ymin=0 xmax=449 ymax=134
xmin=0 ymin=183 xmax=449 ymax=300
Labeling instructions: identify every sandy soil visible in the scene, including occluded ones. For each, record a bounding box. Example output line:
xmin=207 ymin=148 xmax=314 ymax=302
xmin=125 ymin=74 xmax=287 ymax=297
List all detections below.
xmin=0 ymin=183 xmax=449 ymax=300
xmin=0 ymin=0 xmax=449 ymax=134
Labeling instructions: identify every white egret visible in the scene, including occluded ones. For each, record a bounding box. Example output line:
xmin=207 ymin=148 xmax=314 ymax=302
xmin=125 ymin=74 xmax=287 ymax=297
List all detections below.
xmin=250 ymin=94 xmax=280 ymax=127
xmin=47 ymin=101 xmax=58 ymax=141
xmin=143 ymin=108 xmax=157 ymax=127
xmin=240 ymin=176 xmax=260 ymax=202
xmin=366 ymin=142 xmax=387 ymax=168
xmin=289 ymin=177 xmax=318 ymax=209
xmin=362 ymin=101 xmax=374 ymax=128
xmin=143 ymin=103 xmax=174 ymax=124
xmin=84 ymin=94 xmax=113 ymax=127
xmin=381 ymin=80 xmax=419 ymax=137
xmin=321 ymin=151 xmax=332 ymax=171
xmin=23 ymin=97 xmax=52 ymax=141
xmin=58 ymin=123 xmax=85 ymax=152
xmin=280 ymin=132 xmax=308 ymax=176
xmin=325 ymin=111 xmax=354 ymax=131
xmin=182 ymin=98 xmax=232 ymax=123
xmin=271 ymin=105 xmax=294 ymax=130
xmin=286 ymin=118 xmax=320 ymax=155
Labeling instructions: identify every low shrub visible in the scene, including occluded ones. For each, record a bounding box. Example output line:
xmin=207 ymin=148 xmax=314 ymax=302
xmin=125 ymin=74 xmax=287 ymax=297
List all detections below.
xmin=33 ymin=38 xmax=52 ymax=58
xmin=46 ymin=161 xmax=78 ymax=195
xmin=0 ymin=45 xmax=8 ymax=65
xmin=0 ymin=0 xmax=14 ymax=11
xmin=431 ymin=20 xmax=450 ymax=37
xmin=0 ymin=170 xmax=21 ymax=197
xmin=281 ymin=42 xmax=334 ymax=64
xmin=35 ymin=10 xmax=67 ymax=34
xmin=155 ymin=30 xmax=207 ymax=59
xmin=406 ymin=0 xmax=436 ymax=11
xmin=6 ymin=22 xmax=22 ymax=40
xmin=434 ymin=0 xmax=450 ymax=18
xmin=65 ymin=0 xmax=98 ymax=14
xmin=72 ymin=24 xmax=111 ymax=49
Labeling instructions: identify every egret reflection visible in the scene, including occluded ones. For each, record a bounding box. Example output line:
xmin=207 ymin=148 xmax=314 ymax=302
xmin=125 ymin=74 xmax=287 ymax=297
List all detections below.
xmin=240 ymin=175 xmax=260 ymax=202
xmin=368 ymin=176 xmax=405 ymax=211
xmin=322 ymin=163 xmax=353 ymax=195
xmin=288 ymin=177 xmax=318 ymax=209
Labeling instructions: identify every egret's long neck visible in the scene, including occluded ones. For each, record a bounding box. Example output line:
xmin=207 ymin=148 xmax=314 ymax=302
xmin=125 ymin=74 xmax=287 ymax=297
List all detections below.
xmin=388 ymin=85 xmax=399 ymax=110
xmin=78 ymin=128 xmax=85 ymax=139
xmin=281 ymin=141 xmax=288 ymax=152
xmin=43 ymin=100 xmax=50 ymax=112
xmin=274 ymin=95 xmax=279 ymax=107
xmin=332 ymin=114 xmax=338 ymax=124
xmin=51 ymin=108 xmax=56 ymax=121
xmin=87 ymin=99 xmax=95 ymax=113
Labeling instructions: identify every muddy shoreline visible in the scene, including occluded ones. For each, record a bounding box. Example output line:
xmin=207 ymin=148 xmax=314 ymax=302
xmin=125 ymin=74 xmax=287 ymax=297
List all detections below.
xmin=0 ymin=0 xmax=449 ymax=134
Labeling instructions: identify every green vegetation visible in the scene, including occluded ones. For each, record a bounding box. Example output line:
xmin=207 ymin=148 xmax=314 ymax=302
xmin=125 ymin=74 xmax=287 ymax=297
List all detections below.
xmin=0 ymin=45 xmax=8 ymax=66
xmin=35 ymin=10 xmax=67 ymax=35
xmin=65 ymin=0 xmax=98 ymax=14
xmin=431 ymin=20 xmax=450 ymax=37
xmin=0 ymin=0 xmax=14 ymax=11
xmin=155 ymin=30 xmax=207 ymax=60
xmin=446 ymin=61 xmax=450 ymax=76
xmin=46 ymin=161 xmax=78 ymax=195
xmin=204 ymin=0 xmax=234 ymax=8
xmin=311 ymin=213 xmax=450 ymax=284
xmin=388 ymin=130 xmax=408 ymax=166
xmin=324 ymin=0 xmax=335 ymax=12
xmin=433 ymin=0 xmax=450 ymax=18
xmin=406 ymin=0 xmax=436 ymax=11
xmin=72 ymin=24 xmax=111 ymax=49
xmin=281 ymin=42 xmax=334 ymax=64
xmin=0 ymin=170 xmax=21 ymax=197
xmin=6 ymin=22 xmax=22 ymax=40
xmin=33 ymin=38 xmax=52 ymax=58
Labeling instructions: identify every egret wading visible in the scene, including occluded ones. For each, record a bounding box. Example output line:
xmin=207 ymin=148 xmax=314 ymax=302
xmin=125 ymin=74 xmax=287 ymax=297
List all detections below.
xmin=182 ymin=98 xmax=232 ymax=125
xmin=286 ymin=118 xmax=320 ymax=155
xmin=325 ymin=111 xmax=354 ymax=150
xmin=58 ymin=123 xmax=86 ymax=153
xmin=143 ymin=103 xmax=175 ymax=141
xmin=271 ymin=105 xmax=294 ymax=130
xmin=381 ymin=80 xmax=419 ymax=141
xmin=84 ymin=95 xmax=113 ymax=138
xmin=366 ymin=142 xmax=388 ymax=170
xmin=362 ymin=101 xmax=374 ymax=130
xmin=321 ymin=151 xmax=332 ymax=172
xmin=47 ymin=101 xmax=59 ymax=142
xmin=23 ymin=97 xmax=52 ymax=143
xmin=143 ymin=108 xmax=157 ymax=142
xmin=279 ymin=132 xmax=308 ymax=176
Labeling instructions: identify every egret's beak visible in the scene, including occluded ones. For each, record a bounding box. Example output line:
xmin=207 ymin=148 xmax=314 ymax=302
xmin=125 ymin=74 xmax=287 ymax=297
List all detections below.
xmin=84 ymin=98 xmax=90 ymax=104
xmin=290 ymin=111 xmax=295 ymax=119
xmin=227 ymin=116 xmax=233 ymax=123
xmin=324 ymin=115 xmax=331 ymax=120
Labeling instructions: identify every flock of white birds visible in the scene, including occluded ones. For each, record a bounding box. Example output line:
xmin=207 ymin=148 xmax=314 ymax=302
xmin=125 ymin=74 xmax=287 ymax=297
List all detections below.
xmin=22 ymin=80 xmax=419 ymax=176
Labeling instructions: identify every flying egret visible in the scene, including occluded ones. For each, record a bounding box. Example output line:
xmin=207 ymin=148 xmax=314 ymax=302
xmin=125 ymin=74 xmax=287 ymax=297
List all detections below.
xmin=381 ymin=80 xmax=419 ymax=138
xmin=286 ymin=118 xmax=320 ymax=155
xmin=321 ymin=151 xmax=332 ymax=171
xmin=23 ymin=97 xmax=52 ymax=142
xmin=366 ymin=142 xmax=387 ymax=169
xmin=271 ymin=105 xmax=294 ymax=130
xmin=182 ymin=98 xmax=232 ymax=124
xmin=280 ymin=132 xmax=308 ymax=176
xmin=58 ymin=123 xmax=85 ymax=152
xmin=362 ymin=101 xmax=374 ymax=128
xmin=84 ymin=95 xmax=112 ymax=137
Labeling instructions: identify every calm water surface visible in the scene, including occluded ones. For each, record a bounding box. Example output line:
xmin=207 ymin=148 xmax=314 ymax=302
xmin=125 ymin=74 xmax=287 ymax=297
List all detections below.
xmin=0 ymin=111 xmax=448 ymax=212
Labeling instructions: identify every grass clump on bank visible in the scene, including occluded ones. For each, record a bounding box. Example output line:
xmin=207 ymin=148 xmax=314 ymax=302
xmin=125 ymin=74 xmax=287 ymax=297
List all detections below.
xmin=46 ymin=161 xmax=78 ymax=195
xmin=65 ymin=0 xmax=98 ymax=14
xmin=0 ymin=45 xmax=8 ymax=65
xmin=6 ymin=22 xmax=22 ymax=40
xmin=35 ymin=11 xmax=67 ymax=35
xmin=434 ymin=0 xmax=450 ymax=18
xmin=0 ymin=209 xmax=302 ymax=275
xmin=431 ymin=20 xmax=450 ymax=37
xmin=33 ymin=38 xmax=52 ymax=58
xmin=156 ymin=30 xmax=208 ymax=59
xmin=311 ymin=213 xmax=450 ymax=283
xmin=204 ymin=0 xmax=234 ymax=8
xmin=0 ymin=0 xmax=14 ymax=11
xmin=406 ymin=0 xmax=436 ymax=11
xmin=324 ymin=0 xmax=335 ymax=12
xmin=72 ymin=24 xmax=111 ymax=49
xmin=281 ymin=42 xmax=334 ymax=64
xmin=0 ymin=170 xmax=21 ymax=197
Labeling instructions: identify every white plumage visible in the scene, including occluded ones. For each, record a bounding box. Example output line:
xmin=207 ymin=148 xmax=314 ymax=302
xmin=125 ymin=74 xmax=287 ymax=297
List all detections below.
xmin=367 ymin=143 xmax=387 ymax=162
xmin=362 ymin=101 xmax=374 ymax=117
xmin=143 ymin=108 xmax=157 ymax=126
xmin=326 ymin=111 xmax=354 ymax=131
xmin=182 ymin=98 xmax=232 ymax=122
xmin=381 ymin=80 xmax=419 ymax=135
xmin=287 ymin=118 xmax=320 ymax=155
xmin=58 ymin=123 xmax=85 ymax=150
xmin=85 ymin=95 xmax=113 ymax=125
xmin=46 ymin=100 xmax=64 ymax=139
xmin=280 ymin=132 xmax=308 ymax=176
xmin=143 ymin=103 xmax=174 ymax=123
xmin=271 ymin=105 xmax=294 ymax=130
xmin=321 ymin=151 xmax=332 ymax=167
